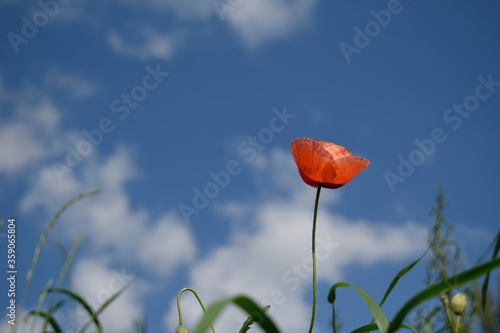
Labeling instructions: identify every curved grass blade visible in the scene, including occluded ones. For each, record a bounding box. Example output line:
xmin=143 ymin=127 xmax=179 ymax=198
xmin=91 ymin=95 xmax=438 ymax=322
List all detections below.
xmin=78 ymin=280 xmax=132 ymax=333
xmin=44 ymin=231 xmax=85 ymax=332
xmin=388 ymin=256 xmax=500 ymax=333
xmin=380 ymin=247 xmax=429 ymax=308
xmin=43 ymin=231 xmax=84 ymax=332
xmin=192 ymin=296 xmax=280 ymax=333
xmin=328 ymin=282 xmax=389 ymax=333
xmin=17 ymin=188 xmax=100 ymax=333
xmin=133 ymin=318 xmax=148 ymax=333
xmin=25 ymin=311 xmax=62 ymax=333
xmin=47 ymin=288 xmax=103 ymax=333
xmin=481 ymin=229 xmax=500 ymax=310
xmin=49 ymin=230 xmax=84 ymax=289
xmin=48 ymin=300 xmax=65 ymax=314
xmin=368 ymin=247 xmax=430 ymax=325
xmin=351 ymin=323 xmax=417 ymax=333
xmin=30 ymin=279 xmax=53 ymax=333
xmin=240 ymin=305 xmax=270 ymax=333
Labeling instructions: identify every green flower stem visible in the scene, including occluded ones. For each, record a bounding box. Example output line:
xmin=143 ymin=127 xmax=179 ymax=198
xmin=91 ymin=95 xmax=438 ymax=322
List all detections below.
xmin=177 ymin=288 xmax=216 ymax=333
xmin=308 ymin=186 xmax=322 ymax=333
xmin=454 ymin=315 xmax=461 ymax=333
xmin=444 ymin=301 xmax=454 ymax=333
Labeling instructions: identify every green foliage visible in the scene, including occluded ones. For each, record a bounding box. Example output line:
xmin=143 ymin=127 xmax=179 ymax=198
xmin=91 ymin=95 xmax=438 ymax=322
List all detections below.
xmin=388 ymin=257 xmax=500 ymax=333
xmin=328 ymin=282 xmax=391 ymax=332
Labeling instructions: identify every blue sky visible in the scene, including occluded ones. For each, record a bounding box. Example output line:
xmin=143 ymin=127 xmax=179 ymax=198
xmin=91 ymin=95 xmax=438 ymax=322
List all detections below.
xmin=1 ymin=0 xmax=500 ymax=332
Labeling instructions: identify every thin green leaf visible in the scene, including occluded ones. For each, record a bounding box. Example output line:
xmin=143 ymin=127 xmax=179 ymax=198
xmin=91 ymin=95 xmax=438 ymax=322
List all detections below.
xmin=381 ymin=247 xmax=429 ymax=308
xmin=31 ymin=279 xmax=53 ymax=333
xmin=481 ymin=229 xmax=500 ymax=310
xmin=192 ymin=295 xmax=280 ymax=333
xmin=328 ymin=282 xmax=390 ymax=333
xmin=79 ymin=281 xmax=132 ymax=333
xmin=369 ymin=247 xmax=430 ymax=325
xmin=133 ymin=318 xmax=148 ymax=333
xmin=388 ymin=256 xmax=500 ymax=333
xmin=47 ymin=288 xmax=103 ymax=333
xmin=351 ymin=323 xmax=417 ymax=333
xmin=44 ymin=232 xmax=85 ymax=332
xmin=26 ymin=311 xmax=62 ymax=333
xmin=49 ymin=230 xmax=84 ymax=289
xmin=239 ymin=305 xmax=270 ymax=333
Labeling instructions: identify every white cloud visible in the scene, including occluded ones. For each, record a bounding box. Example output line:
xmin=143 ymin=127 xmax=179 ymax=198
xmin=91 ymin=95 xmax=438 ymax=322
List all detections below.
xmin=106 ymin=25 xmax=182 ymax=61
xmin=0 ymin=69 xmax=99 ymax=175
xmin=164 ymin=149 xmax=427 ymax=333
xmin=0 ymin=84 xmax=64 ymax=173
xmin=44 ymin=68 xmax=99 ymax=100
xmin=224 ymin=0 xmax=318 ymax=47
xmin=20 ymin=146 xmax=197 ymax=275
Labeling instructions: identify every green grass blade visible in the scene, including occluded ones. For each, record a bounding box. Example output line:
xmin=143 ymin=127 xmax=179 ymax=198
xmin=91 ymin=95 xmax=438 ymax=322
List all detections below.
xmin=17 ymin=188 xmax=100 ymax=332
xmin=49 ymin=230 xmax=84 ymax=289
xmin=44 ymin=231 xmax=85 ymax=332
xmin=388 ymin=256 xmax=500 ymax=333
xmin=380 ymin=247 xmax=429 ymax=308
xmin=25 ymin=311 xmax=62 ymax=333
xmin=192 ymin=295 xmax=280 ymax=333
xmin=369 ymin=247 xmax=430 ymax=325
xmin=30 ymin=279 xmax=53 ymax=333
xmin=47 ymin=288 xmax=103 ymax=333
xmin=328 ymin=282 xmax=390 ymax=333
xmin=133 ymin=318 xmax=148 ymax=333
xmin=351 ymin=323 xmax=417 ymax=333
xmin=79 ymin=280 xmax=132 ymax=333
xmin=481 ymin=229 xmax=500 ymax=310
xmin=239 ymin=305 xmax=270 ymax=333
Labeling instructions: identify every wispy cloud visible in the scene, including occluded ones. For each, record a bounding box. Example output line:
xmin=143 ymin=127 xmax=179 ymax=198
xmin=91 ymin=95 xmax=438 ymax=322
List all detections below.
xmin=44 ymin=68 xmax=99 ymax=100
xmin=106 ymin=25 xmax=182 ymax=61
xmin=20 ymin=147 xmax=197 ymax=277
xmin=0 ymin=80 xmax=65 ymax=173
xmin=224 ymin=0 xmax=318 ymax=47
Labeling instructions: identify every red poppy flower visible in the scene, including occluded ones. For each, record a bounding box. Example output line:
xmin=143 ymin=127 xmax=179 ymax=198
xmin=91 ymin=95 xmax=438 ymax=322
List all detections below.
xmin=291 ymin=137 xmax=370 ymax=189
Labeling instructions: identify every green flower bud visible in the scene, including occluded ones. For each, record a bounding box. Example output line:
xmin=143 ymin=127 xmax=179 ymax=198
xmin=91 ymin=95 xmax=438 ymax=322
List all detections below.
xmin=451 ymin=293 xmax=467 ymax=315
xmin=440 ymin=294 xmax=450 ymax=306
xmin=176 ymin=325 xmax=189 ymax=333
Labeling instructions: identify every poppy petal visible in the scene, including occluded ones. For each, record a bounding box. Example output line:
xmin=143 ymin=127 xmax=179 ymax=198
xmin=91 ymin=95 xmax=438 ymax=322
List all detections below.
xmin=291 ymin=137 xmax=369 ymax=189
